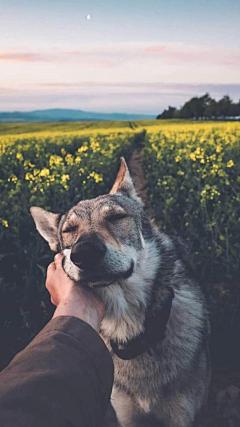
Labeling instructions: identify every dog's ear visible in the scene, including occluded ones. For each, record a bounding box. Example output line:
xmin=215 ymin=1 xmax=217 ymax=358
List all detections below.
xmin=109 ymin=157 xmax=139 ymax=200
xmin=30 ymin=207 xmax=60 ymax=252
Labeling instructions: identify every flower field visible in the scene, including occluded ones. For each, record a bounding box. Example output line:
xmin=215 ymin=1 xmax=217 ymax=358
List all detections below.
xmin=0 ymin=119 xmax=240 ymax=370
xmin=0 ymin=127 xmax=142 ymax=369
xmin=143 ymin=122 xmax=240 ymax=282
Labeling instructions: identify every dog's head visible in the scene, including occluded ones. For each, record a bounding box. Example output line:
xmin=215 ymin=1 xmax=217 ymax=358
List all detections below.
xmin=31 ymin=158 xmax=147 ymax=288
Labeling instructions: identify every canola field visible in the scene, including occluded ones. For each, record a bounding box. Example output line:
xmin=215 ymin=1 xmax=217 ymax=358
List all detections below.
xmin=0 ymin=119 xmax=240 ymax=369
xmin=143 ymin=121 xmax=240 ymax=281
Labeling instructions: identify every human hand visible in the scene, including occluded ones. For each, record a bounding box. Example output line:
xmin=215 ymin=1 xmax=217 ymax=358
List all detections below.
xmin=46 ymin=253 xmax=105 ymax=332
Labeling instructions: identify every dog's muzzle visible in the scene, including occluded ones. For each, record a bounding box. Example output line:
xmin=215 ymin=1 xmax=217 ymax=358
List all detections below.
xmin=70 ymin=236 xmax=106 ymax=270
xmin=90 ymin=260 xmax=134 ymax=288
xmin=69 ymin=235 xmax=134 ymax=287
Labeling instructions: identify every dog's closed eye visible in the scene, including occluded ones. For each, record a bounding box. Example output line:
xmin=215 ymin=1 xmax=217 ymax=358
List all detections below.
xmin=106 ymin=213 xmax=128 ymax=223
xmin=63 ymin=225 xmax=78 ymax=233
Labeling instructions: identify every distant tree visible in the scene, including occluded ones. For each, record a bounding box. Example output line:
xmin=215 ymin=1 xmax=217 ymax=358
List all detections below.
xmin=178 ymin=100 xmax=193 ymax=119
xmin=173 ymin=108 xmax=182 ymax=119
xmin=157 ymin=106 xmax=176 ymax=119
xmin=199 ymin=93 xmax=212 ymax=117
xmin=178 ymin=93 xmax=211 ymax=119
xmin=156 ymin=94 xmax=240 ymax=120
xmin=216 ymin=95 xmax=233 ymax=117
xmin=229 ymin=101 xmax=240 ymax=117
xmin=205 ymin=99 xmax=218 ymax=119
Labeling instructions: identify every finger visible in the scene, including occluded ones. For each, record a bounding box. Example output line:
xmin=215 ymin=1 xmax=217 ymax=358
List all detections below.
xmin=54 ymin=253 xmax=64 ymax=269
xmin=51 ymin=296 xmax=57 ymax=306
xmin=47 ymin=261 xmax=56 ymax=278
xmin=46 ymin=262 xmax=56 ymax=291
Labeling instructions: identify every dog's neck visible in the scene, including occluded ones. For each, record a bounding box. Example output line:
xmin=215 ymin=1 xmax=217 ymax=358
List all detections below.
xmin=98 ymin=238 xmax=160 ymax=343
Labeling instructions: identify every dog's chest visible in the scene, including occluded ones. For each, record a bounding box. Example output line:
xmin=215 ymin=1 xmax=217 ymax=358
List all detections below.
xmin=102 ymin=335 xmax=164 ymax=396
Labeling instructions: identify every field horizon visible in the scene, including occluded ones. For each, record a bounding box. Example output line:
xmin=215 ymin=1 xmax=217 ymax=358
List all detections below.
xmin=0 ymin=118 xmax=237 ymax=139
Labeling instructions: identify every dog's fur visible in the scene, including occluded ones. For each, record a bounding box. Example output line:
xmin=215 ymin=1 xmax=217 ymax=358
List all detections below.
xmin=31 ymin=158 xmax=211 ymax=427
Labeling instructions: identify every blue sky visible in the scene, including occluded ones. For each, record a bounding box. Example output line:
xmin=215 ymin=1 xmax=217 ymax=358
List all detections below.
xmin=0 ymin=0 xmax=239 ymax=113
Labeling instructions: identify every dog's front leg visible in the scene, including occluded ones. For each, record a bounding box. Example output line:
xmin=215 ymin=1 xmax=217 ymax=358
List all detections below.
xmin=111 ymin=386 xmax=137 ymax=427
xmin=111 ymin=387 xmax=161 ymax=427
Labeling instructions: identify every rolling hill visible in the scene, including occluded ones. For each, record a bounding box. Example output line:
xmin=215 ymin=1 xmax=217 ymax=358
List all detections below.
xmin=0 ymin=109 xmax=155 ymax=123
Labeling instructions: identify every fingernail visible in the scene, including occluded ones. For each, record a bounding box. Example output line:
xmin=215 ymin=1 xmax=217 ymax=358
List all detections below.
xmin=54 ymin=253 xmax=62 ymax=261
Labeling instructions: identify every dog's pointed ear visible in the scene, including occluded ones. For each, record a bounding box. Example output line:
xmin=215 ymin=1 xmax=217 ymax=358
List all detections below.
xmin=30 ymin=207 xmax=60 ymax=252
xmin=109 ymin=157 xmax=138 ymax=200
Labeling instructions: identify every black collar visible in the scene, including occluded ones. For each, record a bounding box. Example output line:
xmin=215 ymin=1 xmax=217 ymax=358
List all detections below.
xmin=110 ymin=287 xmax=174 ymax=360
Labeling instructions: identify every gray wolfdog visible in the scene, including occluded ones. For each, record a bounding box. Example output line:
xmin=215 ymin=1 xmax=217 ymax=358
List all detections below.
xmin=31 ymin=158 xmax=211 ymax=427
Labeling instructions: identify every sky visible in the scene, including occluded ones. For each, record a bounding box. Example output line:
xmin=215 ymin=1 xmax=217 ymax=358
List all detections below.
xmin=0 ymin=0 xmax=239 ymax=114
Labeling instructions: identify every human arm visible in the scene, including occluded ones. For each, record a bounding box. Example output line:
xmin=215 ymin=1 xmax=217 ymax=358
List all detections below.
xmin=0 ymin=254 xmax=113 ymax=427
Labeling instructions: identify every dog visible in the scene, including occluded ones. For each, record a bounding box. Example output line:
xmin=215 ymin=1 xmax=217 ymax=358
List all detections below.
xmin=31 ymin=157 xmax=211 ymax=427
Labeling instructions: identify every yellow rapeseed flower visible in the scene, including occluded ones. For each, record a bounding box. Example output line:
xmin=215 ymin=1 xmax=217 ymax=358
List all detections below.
xmin=227 ymin=160 xmax=234 ymax=168
xmin=87 ymin=171 xmax=103 ymax=183
xmin=61 ymin=174 xmax=70 ymax=182
xmin=39 ymin=168 xmax=50 ymax=177
xmin=16 ymin=153 xmax=23 ymax=161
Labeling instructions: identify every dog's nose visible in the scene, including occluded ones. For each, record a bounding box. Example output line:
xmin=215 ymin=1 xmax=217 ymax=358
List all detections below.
xmin=70 ymin=236 xmax=106 ymax=269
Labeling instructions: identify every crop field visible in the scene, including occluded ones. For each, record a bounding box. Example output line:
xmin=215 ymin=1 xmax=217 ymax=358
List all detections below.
xmin=0 ymin=118 xmax=215 ymax=142
xmin=0 ymin=119 xmax=240 ymax=370
xmin=143 ymin=122 xmax=240 ymax=281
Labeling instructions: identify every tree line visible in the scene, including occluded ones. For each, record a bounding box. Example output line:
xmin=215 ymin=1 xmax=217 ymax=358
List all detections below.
xmin=157 ymin=94 xmax=240 ymax=120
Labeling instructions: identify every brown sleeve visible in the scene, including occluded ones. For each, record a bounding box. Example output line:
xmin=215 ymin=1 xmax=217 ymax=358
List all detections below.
xmin=0 ymin=316 xmax=114 ymax=427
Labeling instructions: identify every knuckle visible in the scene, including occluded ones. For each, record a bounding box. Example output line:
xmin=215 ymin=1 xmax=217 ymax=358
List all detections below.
xmin=51 ymin=296 xmax=56 ymax=306
xmin=47 ymin=262 xmax=54 ymax=272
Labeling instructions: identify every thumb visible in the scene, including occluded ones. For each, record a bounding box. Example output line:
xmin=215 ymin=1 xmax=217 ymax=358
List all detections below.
xmin=54 ymin=253 xmax=64 ymax=270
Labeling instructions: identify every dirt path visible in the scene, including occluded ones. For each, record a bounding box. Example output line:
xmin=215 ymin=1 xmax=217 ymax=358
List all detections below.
xmin=128 ymin=148 xmax=156 ymax=220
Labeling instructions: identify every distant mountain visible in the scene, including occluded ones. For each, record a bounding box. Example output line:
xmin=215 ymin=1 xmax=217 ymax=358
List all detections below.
xmin=0 ymin=109 xmax=155 ymax=123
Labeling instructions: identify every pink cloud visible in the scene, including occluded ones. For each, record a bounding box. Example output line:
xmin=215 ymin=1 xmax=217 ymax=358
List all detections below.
xmin=0 ymin=43 xmax=239 ymax=70
xmin=0 ymin=50 xmax=114 ymax=68
xmin=58 ymin=51 xmax=114 ymax=67
xmin=145 ymin=45 xmax=240 ymax=68
xmin=145 ymin=45 xmax=168 ymax=53
xmin=0 ymin=53 xmax=52 ymax=62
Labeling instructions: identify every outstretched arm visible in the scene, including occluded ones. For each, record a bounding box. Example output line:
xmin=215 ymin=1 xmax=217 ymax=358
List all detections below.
xmin=0 ymin=254 xmax=113 ymax=427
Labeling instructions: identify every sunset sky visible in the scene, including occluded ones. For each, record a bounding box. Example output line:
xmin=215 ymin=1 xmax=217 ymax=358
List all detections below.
xmin=0 ymin=0 xmax=239 ymax=114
